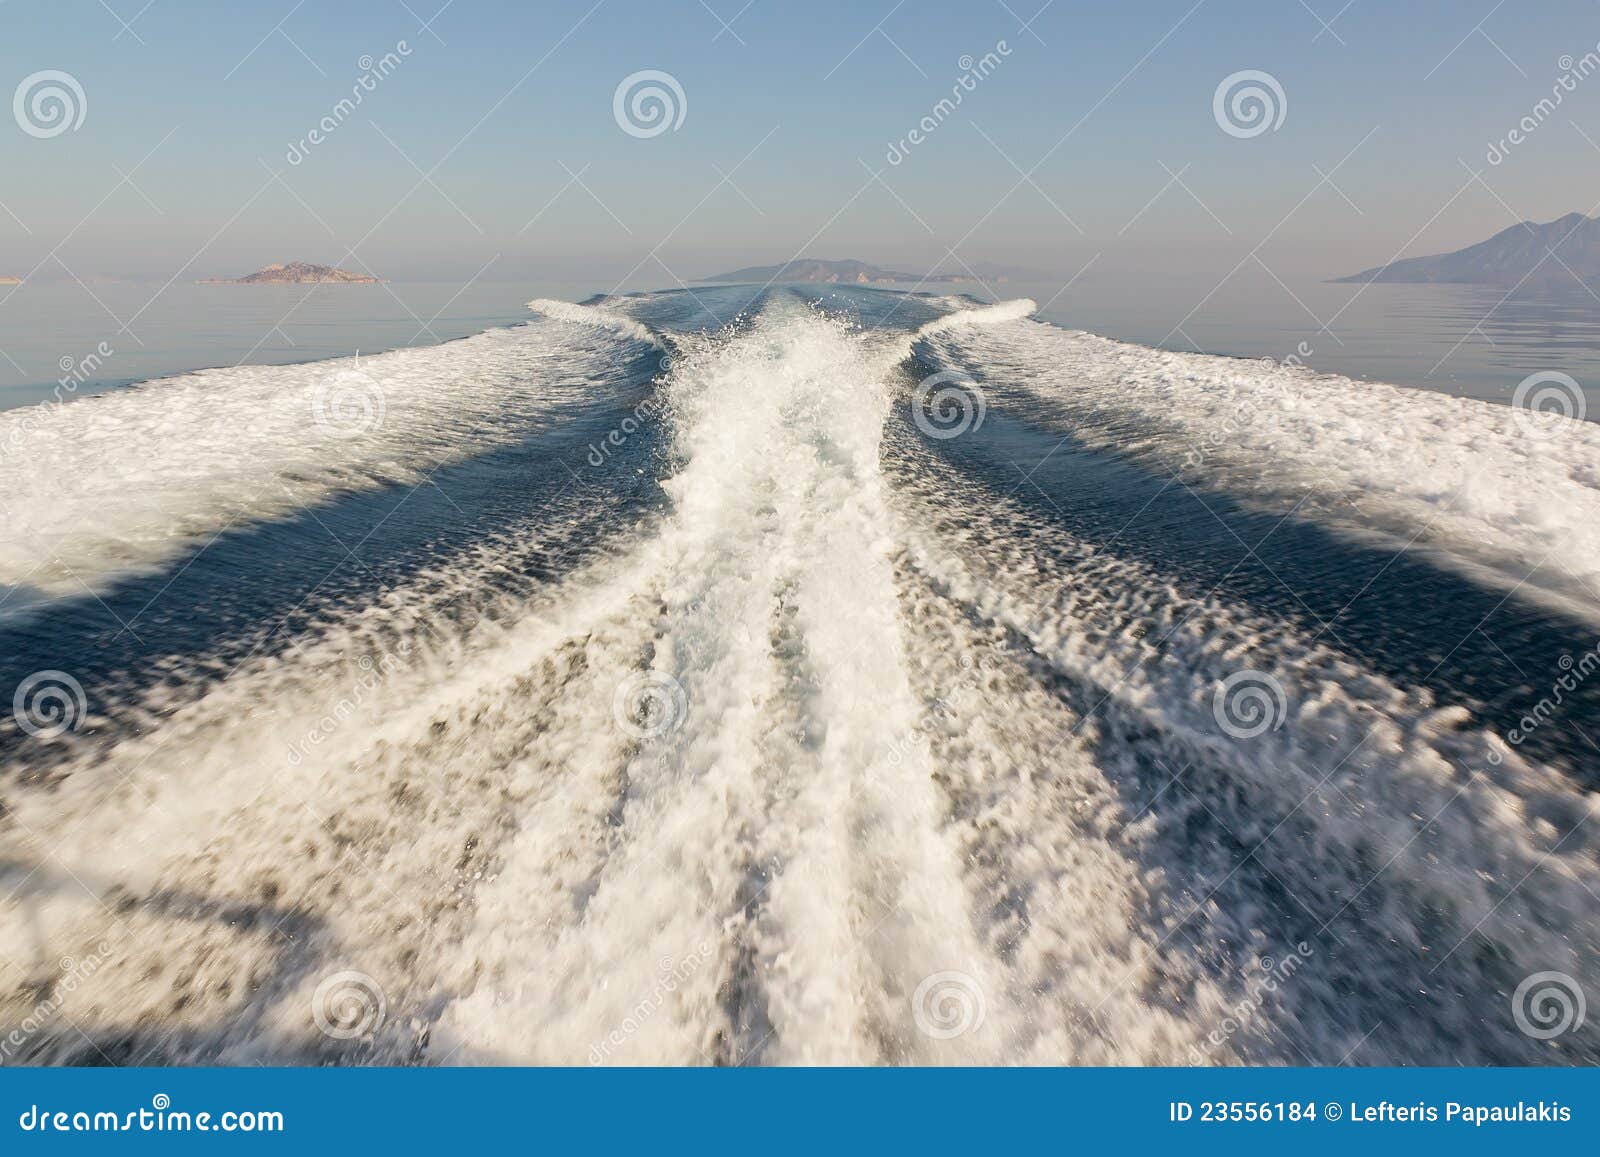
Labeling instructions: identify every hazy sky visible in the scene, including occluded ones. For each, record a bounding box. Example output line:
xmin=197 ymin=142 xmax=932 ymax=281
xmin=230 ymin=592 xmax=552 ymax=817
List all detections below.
xmin=4 ymin=0 xmax=1600 ymax=284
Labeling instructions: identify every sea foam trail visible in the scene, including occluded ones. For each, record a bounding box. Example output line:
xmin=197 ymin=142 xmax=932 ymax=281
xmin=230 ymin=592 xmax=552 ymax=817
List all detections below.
xmin=0 ymin=317 xmax=653 ymax=603
xmin=883 ymin=424 xmax=1600 ymax=1064
xmin=918 ymin=318 xmax=1600 ymax=620
xmin=526 ymin=298 xmax=664 ymax=348
xmin=912 ymin=296 xmax=1037 ymax=338
xmin=441 ymin=299 xmax=998 ymax=1064
xmin=2 ymin=287 xmax=1595 ymax=1066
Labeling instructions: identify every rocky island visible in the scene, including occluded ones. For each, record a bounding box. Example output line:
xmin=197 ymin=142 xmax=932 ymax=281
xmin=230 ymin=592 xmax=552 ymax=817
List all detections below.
xmin=199 ymin=261 xmax=380 ymax=285
xmin=699 ymin=258 xmax=986 ymax=284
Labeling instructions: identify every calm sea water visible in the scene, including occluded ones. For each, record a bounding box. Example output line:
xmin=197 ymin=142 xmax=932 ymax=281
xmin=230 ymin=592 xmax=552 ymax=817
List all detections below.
xmin=0 ymin=279 xmax=590 ymax=411
xmin=4 ymin=270 xmax=1600 ymax=415
xmin=1011 ymin=270 xmax=1600 ymax=415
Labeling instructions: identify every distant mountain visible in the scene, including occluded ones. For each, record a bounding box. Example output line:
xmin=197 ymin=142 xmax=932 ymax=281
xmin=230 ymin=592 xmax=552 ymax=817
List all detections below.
xmin=200 ymin=261 xmax=380 ymax=285
xmin=699 ymin=258 xmax=983 ymax=284
xmin=1336 ymin=213 xmax=1600 ymax=285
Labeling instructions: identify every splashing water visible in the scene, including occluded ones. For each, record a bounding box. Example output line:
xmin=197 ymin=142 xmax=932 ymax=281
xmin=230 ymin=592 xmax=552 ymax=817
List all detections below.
xmin=1 ymin=287 xmax=1595 ymax=1066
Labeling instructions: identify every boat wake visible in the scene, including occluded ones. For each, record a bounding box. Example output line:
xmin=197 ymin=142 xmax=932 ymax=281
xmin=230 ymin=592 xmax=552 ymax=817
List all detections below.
xmin=1 ymin=287 xmax=1595 ymax=1065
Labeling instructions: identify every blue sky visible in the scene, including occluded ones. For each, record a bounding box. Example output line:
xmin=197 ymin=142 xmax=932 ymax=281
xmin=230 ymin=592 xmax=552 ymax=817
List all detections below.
xmin=3 ymin=0 xmax=1600 ymax=282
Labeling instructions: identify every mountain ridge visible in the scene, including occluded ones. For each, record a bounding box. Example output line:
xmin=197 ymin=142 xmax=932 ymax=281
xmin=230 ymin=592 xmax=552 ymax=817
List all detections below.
xmin=1335 ymin=213 xmax=1600 ymax=285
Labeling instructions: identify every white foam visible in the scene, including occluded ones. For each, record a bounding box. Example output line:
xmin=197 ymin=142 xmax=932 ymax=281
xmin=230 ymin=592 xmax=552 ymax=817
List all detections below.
xmin=884 ymin=432 xmax=1600 ymax=1063
xmin=913 ymin=296 xmax=1037 ymax=339
xmin=919 ymin=319 xmax=1600 ymax=619
xmin=3 ymin=291 xmax=1595 ymax=1066
xmin=0 ymin=317 xmax=637 ymax=603
xmin=526 ymin=298 xmax=663 ymax=348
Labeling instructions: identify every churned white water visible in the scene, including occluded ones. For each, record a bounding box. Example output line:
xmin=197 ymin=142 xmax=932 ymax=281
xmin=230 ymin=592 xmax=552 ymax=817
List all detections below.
xmin=0 ymin=315 xmax=649 ymax=605
xmin=918 ymin=320 xmax=1600 ymax=622
xmin=0 ymin=291 xmax=1594 ymax=1066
